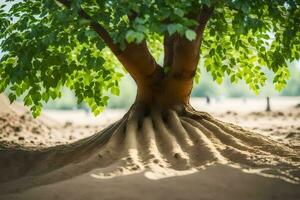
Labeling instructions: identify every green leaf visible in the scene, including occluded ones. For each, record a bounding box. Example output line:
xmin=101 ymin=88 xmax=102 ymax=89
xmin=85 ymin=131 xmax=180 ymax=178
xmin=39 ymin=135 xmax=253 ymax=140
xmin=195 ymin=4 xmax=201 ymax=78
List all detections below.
xmin=230 ymin=75 xmax=236 ymax=83
xmin=8 ymin=93 xmax=16 ymax=103
xmin=111 ymin=87 xmax=120 ymax=96
xmin=167 ymin=24 xmax=181 ymax=35
xmin=125 ymin=30 xmax=144 ymax=43
xmin=185 ymin=29 xmax=196 ymax=41
xmin=174 ymin=8 xmax=184 ymax=17
xmin=241 ymin=3 xmax=250 ymax=13
xmin=125 ymin=30 xmax=136 ymax=43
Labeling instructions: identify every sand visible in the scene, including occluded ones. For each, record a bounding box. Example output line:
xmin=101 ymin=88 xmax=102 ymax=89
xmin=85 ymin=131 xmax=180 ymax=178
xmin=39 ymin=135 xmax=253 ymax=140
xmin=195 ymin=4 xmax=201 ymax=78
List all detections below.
xmin=0 ymin=95 xmax=104 ymax=147
xmin=1 ymin=165 xmax=300 ymax=200
xmin=0 ymin=95 xmax=300 ymax=200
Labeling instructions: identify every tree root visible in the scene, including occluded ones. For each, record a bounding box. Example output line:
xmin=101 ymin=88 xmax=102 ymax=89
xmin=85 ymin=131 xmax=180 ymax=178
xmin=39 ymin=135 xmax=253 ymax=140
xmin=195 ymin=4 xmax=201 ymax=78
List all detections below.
xmin=0 ymin=104 xmax=299 ymax=186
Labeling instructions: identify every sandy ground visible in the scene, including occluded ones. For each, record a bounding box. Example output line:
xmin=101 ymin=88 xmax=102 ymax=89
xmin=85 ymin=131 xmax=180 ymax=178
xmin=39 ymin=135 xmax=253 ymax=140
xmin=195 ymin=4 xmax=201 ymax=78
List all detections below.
xmin=2 ymin=165 xmax=300 ymax=200
xmin=0 ymin=96 xmax=300 ymax=199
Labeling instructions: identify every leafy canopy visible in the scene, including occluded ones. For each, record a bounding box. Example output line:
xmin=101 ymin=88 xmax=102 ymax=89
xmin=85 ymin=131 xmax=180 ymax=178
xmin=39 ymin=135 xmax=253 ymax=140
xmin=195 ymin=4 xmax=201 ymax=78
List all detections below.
xmin=0 ymin=0 xmax=299 ymax=116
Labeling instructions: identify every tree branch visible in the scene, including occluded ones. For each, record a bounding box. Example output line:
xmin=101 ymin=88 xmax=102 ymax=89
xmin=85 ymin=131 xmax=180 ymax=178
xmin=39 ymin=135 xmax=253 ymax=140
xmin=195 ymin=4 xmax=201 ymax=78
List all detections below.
xmin=56 ymin=0 xmax=163 ymax=86
xmin=196 ymin=5 xmax=214 ymax=36
xmin=163 ymin=33 xmax=176 ymax=67
xmin=117 ymin=42 xmax=163 ymax=85
xmin=168 ymin=5 xmax=214 ymax=80
xmin=56 ymin=0 xmax=121 ymax=55
xmin=161 ymin=5 xmax=214 ymax=100
xmin=162 ymin=5 xmax=213 ymax=76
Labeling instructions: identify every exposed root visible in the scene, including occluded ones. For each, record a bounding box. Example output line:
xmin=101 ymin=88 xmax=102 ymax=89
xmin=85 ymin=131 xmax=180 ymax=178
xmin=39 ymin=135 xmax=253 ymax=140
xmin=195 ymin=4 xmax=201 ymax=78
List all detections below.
xmin=0 ymin=104 xmax=299 ymax=186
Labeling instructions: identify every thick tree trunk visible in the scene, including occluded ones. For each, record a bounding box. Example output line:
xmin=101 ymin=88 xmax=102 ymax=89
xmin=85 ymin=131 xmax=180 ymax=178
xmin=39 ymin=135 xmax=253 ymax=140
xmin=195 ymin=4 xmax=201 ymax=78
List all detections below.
xmin=135 ymin=76 xmax=193 ymax=108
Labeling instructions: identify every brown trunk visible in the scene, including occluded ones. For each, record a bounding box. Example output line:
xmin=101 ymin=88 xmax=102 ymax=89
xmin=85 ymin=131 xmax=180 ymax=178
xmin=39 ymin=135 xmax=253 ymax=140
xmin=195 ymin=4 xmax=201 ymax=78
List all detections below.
xmin=135 ymin=77 xmax=193 ymax=108
xmin=112 ymin=6 xmax=214 ymax=109
xmin=115 ymin=41 xmax=195 ymax=108
xmin=133 ymin=56 xmax=197 ymax=107
xmin=117 ymin=47 xmax=196 ymax=108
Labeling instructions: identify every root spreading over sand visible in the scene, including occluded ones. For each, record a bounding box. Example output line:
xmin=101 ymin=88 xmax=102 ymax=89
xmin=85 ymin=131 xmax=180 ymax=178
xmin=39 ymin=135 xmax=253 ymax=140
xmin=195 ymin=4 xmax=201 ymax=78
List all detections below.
xmin=87 ymin=105 xmax=300 ymax=183
xmin=0 ymin=103 xmax=299 ymax=186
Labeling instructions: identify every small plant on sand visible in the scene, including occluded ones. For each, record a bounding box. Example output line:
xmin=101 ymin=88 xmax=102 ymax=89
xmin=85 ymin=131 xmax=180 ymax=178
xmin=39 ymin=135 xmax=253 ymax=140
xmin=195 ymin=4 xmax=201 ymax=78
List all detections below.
xmin=0 ymin=0 xmax=299 ymax=183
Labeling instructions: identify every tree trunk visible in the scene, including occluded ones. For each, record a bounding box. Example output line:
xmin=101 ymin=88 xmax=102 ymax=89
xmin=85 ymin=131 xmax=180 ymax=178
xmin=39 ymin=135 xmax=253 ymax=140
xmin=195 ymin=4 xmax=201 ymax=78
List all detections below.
xmin=266 ymin=97 xmax=271 ymax=112
xmin=135 ymin=74 xmax=193 ymax=108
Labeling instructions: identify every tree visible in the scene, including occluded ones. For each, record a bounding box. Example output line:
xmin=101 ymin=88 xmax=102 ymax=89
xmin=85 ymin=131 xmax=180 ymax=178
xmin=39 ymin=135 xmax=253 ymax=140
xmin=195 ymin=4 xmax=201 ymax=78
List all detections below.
xmin=0 ymin=0 xmax=299 ymax=183
xmin=266 ymin=96 xmax=271 ymax=112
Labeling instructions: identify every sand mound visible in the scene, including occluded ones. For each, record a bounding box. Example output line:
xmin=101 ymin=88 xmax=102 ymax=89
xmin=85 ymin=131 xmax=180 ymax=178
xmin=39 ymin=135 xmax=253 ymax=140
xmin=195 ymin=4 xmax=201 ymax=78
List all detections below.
xmin=85 ymin=107 xmax=300 ymax=183
xmin=0 ymin=94 xmax=70 ymax=147
xmin=0 ymin=111 xmax=54 ymax=147
xmin=0 ymin=94 xmax=103 ymax=148
xmin=1 ymin=103 xmax=299 ymax=188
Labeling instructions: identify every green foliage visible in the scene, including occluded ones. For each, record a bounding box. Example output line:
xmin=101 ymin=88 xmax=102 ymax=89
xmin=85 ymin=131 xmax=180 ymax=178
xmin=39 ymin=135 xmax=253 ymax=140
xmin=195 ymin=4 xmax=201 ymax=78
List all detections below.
xmin=193 ymin=62 xmax=300 ymax=98
xmin=0 ymin=0 xmax=124 ymax=116
xmin=281 ymin=61 xmax=300 ymax=96
xmin=0 ymin=0 xmax=299 ymax=116
xmin=201 ymin=0 xmax=299 ymax=94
